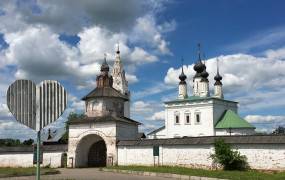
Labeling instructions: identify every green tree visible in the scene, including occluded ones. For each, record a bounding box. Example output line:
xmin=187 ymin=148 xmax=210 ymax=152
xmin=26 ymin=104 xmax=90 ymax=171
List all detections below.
xmin=22 ymin=139 xmax=34 ymax=145
xmin=0 ymin=139 xmax=21 ymax=146
xmin=59 ymin=112 xmax=86 ymax=144
xmin=272 ymin=126 xmax=285 ymax=135
xmin=210 ymin=139 xmax=249 ymax=171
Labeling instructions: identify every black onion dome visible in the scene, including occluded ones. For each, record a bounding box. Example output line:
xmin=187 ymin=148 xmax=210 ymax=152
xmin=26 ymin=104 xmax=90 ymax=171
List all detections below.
xmin=179 ymin=66 xmax=187 ymax=85
xmin=194 ymin=44 xmax=206 ymax=73
xmin=193 ymin=61 xmax=205 ymax=73
xmin=214 ymin=72 xmax=222 ymax=81
xmin=179 ymin=71 xmax=187 ymax=81
xmin=201 ymin=69 xmax=209 ymax=79
xmin=214 ymin=72 xmax=222 ymax=85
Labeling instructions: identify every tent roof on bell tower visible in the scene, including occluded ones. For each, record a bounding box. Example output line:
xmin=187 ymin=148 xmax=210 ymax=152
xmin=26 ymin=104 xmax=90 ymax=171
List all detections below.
xmin=82 ymin=86 xmax=129 ymax=101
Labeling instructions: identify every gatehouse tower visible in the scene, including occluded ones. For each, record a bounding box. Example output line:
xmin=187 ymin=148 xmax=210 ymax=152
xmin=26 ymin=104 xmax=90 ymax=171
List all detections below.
xmin=67 ymin=55 xmax=140 ymax=168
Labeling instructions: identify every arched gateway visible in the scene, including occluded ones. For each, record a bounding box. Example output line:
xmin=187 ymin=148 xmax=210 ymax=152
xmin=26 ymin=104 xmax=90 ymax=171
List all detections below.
xmin=67 ymin=54 xmax=140 ymax=168
xmin=75 ymin=134 xmax=107 ymax=167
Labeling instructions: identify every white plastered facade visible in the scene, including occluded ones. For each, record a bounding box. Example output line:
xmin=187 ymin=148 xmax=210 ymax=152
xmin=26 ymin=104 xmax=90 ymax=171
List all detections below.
xmin=163 ymin=99 xmax=238 ymax=138
xmin=67 ymin=120 xmax=138 ymax=167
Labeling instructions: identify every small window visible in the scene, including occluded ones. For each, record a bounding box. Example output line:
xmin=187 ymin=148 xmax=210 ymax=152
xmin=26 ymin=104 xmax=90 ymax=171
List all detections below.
xmin=175 ymin=115 xmax=180 ymax=124
xmin=174 ymin=112 xmax=180 ymax=124
xmin=185 ymin=113 xmax=190 ymax=124
xmin=195 ymin=113 xmax=201 ymax=124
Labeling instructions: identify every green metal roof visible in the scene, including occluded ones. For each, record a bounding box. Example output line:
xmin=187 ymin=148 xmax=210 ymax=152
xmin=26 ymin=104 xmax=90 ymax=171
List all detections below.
xmin=215 ymin=110 xmax=255 ymax=129
xmin=165 ymin=96 xmax=237 ymax=104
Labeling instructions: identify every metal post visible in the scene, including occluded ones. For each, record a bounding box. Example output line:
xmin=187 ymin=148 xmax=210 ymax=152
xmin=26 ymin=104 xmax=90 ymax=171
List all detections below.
xmin=36 ymin=130 xmax=41 ymax=180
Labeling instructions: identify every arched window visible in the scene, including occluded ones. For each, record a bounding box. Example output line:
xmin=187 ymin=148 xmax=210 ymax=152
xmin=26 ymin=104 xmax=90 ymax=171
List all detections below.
xmin=195 ymin=111 xmax=201 ymax=125
xmin=185 ymin=111 xmax=190 ymax=124
xmin=174 ymin=111 xmax=180 ymax=124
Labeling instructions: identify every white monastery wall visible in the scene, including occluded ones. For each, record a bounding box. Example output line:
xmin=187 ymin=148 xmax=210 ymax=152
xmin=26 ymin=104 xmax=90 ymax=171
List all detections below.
xmin=118 ymin=144 xmax=285 ymax=170
xmin=0 ymin=152 xmax=64 ymax=168
xmin=1 ymin=142 xmax=285 ymax=170
xmin=0 ymin=153 xmax=33 ymax=167
xmin=118 ymin=146 xmax=154 ymax=165
xmin=160 ymin=145 xmax=213 ymax=168
xmin=236 ymin=144 xmax=285 ymax=170
xmin=43 ymin=152 xmax=64 ymax=168
xmin=118 ymin=145 xmax=213 ymax=168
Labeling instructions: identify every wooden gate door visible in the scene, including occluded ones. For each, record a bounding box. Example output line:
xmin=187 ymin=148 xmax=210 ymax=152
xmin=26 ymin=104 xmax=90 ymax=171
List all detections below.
xmin=88 ymin=140 xmax=107 ymax=167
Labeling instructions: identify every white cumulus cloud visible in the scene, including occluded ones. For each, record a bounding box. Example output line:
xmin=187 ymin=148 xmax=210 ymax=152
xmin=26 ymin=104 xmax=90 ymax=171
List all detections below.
xmin=147 ymin=111 xmax=165 ymax=121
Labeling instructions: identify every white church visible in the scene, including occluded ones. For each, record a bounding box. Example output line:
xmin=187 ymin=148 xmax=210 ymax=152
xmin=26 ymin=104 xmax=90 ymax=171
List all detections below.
xmin=148 ymin=45 xmax=255 ymax=139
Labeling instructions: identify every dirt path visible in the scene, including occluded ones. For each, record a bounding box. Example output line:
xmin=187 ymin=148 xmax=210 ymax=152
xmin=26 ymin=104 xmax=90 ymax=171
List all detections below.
xmin=1 ymin=168 xmax=174 ymax=180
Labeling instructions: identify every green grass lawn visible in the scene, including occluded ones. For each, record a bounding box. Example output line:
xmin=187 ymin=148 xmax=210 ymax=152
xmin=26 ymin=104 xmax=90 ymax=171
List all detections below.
xmin=0 ymin=167 xmax=60 ymax=178
xmin=107 ymin=165 xmax=285 ymax=180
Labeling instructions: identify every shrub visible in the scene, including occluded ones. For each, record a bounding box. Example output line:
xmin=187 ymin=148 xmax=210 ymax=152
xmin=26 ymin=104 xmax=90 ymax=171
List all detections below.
xmin=0 ymin=139 xmax=21 ymax=146
xmin=210 ymin=139 xmax=249 ymax=171
xmin=23 ymin=139 xmax=34 ymax=145
xmin=0 ymin=139 xmax=34 ymax=146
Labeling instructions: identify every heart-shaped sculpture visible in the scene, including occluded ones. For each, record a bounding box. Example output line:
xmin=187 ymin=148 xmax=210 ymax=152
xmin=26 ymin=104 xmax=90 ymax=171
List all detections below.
xmin=7 ymin=80 xmax=67 ymax=131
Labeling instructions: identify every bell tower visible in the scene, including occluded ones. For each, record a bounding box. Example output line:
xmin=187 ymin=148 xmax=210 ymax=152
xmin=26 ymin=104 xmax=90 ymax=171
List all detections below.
xmin=111 ymin=44 xmax=130 ymax=118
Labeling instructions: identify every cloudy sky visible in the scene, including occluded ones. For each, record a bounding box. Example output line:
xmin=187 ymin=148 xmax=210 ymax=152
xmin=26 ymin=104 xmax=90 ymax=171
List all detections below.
xmin=0 ymin=0 xmax=285 ymax=140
